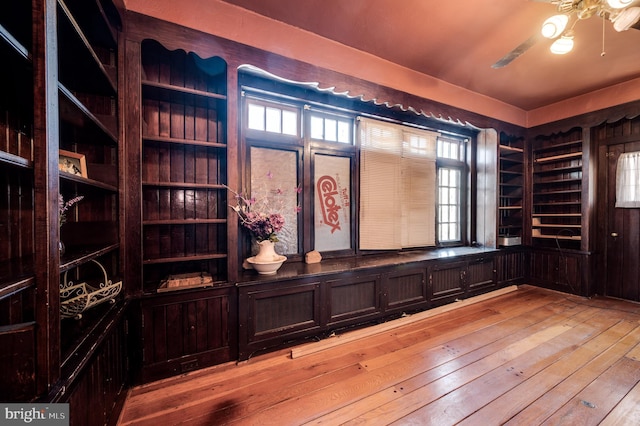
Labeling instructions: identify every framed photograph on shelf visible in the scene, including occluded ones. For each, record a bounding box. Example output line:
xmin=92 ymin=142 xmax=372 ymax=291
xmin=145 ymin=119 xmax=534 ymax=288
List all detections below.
xmin=59 ymin=149 xmax=87 ymax=178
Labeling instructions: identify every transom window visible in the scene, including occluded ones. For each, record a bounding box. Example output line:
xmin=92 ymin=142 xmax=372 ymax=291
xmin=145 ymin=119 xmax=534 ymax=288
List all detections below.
xmin=247 ymin=101 xmax=298 ymax=136
xmin=309 ymin=113 xmax=352 ymax=144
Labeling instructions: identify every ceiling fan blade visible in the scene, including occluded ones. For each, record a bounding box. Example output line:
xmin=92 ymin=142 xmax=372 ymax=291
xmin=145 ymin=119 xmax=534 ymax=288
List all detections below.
xmin=491 ymin=34 xmax=540 ymax=69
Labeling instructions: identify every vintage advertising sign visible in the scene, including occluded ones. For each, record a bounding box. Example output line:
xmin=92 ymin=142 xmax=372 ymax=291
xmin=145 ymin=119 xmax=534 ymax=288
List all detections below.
xmin=314 ymin=154 xmax=351 ymax=251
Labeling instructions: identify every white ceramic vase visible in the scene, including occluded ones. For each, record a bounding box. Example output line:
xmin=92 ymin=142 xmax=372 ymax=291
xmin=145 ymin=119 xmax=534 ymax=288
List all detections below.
xmin=254 ymin=240 xmax=278 ymax=262
xmin=247 ymin=240 xmax=287 ymax=275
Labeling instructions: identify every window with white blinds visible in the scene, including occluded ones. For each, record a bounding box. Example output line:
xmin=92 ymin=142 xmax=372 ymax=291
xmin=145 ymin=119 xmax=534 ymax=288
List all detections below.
xmin=616 ymin=151 xmax=640 ymax=208
xmin=359 ymin=117 xmax=439 ymax=249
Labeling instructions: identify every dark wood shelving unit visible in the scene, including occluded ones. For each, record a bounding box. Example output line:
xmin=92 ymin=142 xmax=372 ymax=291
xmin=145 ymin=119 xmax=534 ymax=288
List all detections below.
xmin=0 ymin=1 xmax=36 ymax=403
xmin=531 ymin=133 xmax=583 ymax=249
xmin=139 ymin=40 xmax=228 ymax=293
xmin=497 ymin=134 xmax=525 ymax=247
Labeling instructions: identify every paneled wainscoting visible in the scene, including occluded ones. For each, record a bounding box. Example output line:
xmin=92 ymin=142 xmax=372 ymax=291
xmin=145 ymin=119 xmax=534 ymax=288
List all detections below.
xmin=119 ymin=285 xmax=640 ymax=425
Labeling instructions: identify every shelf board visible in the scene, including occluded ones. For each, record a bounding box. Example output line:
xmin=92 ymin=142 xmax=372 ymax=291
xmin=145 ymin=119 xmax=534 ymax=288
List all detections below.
xmin=143 ymin=253 xmax=228 ymax=265
xmin=533 ymin=140 xmax=582 ymax=153
xmin=60 ymin=171 xmax=118 ymax=192
xmin=499 ymin=145 xmax=524 ymax=153
xmin=143 ymin=135 xmax=227 ymax=149
xmin=142 ymin=181 xmax=225 ymax=190
xmin=143 ymin=219 xmax=227 ymax=225
xmin=499 ymin=158 xmax=523 ymax=165
xmin=534 ymin=178 xmax=582 ymax=185
xmin=61 ymin=0 xmax=119 ymax=49
xmin=533 ymin=224 xmax=581 ymax=229
xmin=499 ymin=206 xmax=522 ymax=210
xmin=533 ymin=189 xmax=582 ymax=195
xmin=533 ymin=213 xmax=581 ymax=217
xmin=0 ymin=150 xmax=32 ymax=169
xmin=0 ymin=22 xmax=30 ymax=61
xmin=532 ymin=234 xmax=581 ymax=241
xmin=534 ymin=201 xmax=581 ymax=206
xmin=535 ymin=152 xmax=582 ymax=163
xmin=142 ymin=80 xmax=227 ymax=101
xmin=500 ymin=183 xmax=523 ymax=187
xmin=59 ymin=243 xmax=120 ymax=273
xmin=57 ymin=0 xmax=116 ymax=95
xmin=534 ymin=165 xmax=582 ymax=174
xmin=500 ymin=170 xmax=523 ymax=176
xmin=58 ymin=0 xmax=118 ymax=96
xmin=59 ymin=83 xmax=118 ymax=144
xmin=0 ymin=255 xmax=35 ymax=300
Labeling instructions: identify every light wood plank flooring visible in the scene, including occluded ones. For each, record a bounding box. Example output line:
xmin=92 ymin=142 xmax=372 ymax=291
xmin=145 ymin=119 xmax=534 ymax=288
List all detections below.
xmin=118 ymin=285 xmax=640 ymax=425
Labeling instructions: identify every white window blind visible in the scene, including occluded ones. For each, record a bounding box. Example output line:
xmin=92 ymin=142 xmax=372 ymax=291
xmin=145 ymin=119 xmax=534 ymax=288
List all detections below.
xmin=359 ymin=117 xmax=438 ymax=249
xmin=401 ymin=130 xmax=438 ymax=247
xmin=616 ymin=151 xmax=640 ymax=208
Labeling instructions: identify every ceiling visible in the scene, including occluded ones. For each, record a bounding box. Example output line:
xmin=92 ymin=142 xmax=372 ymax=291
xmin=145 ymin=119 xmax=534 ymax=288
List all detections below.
xmin=220 ymin=0 xmax=640 ymax=111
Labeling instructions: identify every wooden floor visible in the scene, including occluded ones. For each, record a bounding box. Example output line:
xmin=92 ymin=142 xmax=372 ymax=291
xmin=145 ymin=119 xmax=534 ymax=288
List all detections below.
xmin=118 ymin=285 xmax=640 ymax=425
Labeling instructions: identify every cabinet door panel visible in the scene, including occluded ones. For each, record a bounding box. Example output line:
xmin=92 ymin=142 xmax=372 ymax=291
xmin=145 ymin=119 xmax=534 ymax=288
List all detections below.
xmin=429 ymin=261 xmax=465 ymax=303
xmin=386 ymin=268 xmax=427 ymax=311
xmin=328 ymin=274 xmax=380 ymax=324
xmin=140 ymin=288 xmax=234 ymax=381
xmin=467 ymin=256 xmax=496 ymax=294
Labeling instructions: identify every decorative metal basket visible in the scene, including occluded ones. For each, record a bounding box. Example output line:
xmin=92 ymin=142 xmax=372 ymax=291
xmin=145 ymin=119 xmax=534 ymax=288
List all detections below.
xmin=60 ymin=259 xmax=122 ymax=320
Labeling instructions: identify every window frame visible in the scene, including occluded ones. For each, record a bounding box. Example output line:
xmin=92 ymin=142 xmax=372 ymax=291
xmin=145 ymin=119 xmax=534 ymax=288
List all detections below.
xmin=436 ymin=136 xmax=469 ymax=247
xmin=240 ymin=90 xmax=358 ymax=259
xmin=239 ymin=74 xmax=476 ymax=261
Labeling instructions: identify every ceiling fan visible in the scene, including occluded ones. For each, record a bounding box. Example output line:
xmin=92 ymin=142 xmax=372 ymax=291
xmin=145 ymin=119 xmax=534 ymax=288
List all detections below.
xmin=492 ymin=0 xmax=640 ymax=68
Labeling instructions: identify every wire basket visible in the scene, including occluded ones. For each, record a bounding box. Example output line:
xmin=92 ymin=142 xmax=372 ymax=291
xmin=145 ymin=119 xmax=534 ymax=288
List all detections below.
xmin=60 ymin=259 xmax=122 ymax=320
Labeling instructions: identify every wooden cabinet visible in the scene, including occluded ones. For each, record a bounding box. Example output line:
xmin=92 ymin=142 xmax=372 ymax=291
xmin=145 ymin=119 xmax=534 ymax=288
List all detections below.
xmin=495 ymin=248 xmax=525 ymax=286
xmin=139 ymin=40 xmax=228 ymax=293
xmin=56 ymin=0 xmax=123 ymax=367
xmin=428 ymin=260 xmax=466 ymax=304
xmin=61 ymin=302 xmax=129 ymax=426
xmin=498 ymin=134 xmax=525 ymax=246
xmin=138 ymin=287 xmax=236 ymax=383
xmin=238 ymin=251 xmax=501 ymax=361
xmin=428 ymin=254 xmax=496 ymax=305
xmin=531 ymin=129 xmax=583 ymax=250
xmin=384 ymin=266 xmax=428 ymax=312
xmin=529 ymin=248 xmax=591 ymax=296
xmin=1 ymin=0 xmax=128 ymax=408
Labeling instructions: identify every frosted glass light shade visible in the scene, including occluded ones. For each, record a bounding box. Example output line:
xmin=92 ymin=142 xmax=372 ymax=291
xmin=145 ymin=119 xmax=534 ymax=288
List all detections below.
xmin=613 ymin=7 xmax=640 ymax=31
xmin=607 ymin=0 xmax=634 ymax=9
xmin=550 ymin=36 xmax=574 ymax=54
xmin=541 ymin=15 xmax=569 ymax=38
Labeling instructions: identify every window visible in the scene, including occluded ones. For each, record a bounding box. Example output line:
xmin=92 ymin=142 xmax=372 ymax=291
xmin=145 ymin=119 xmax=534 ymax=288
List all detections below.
xmin=241 ymin=81 xmax=473 ymax=257
xmin=359 ymin=117 xmax=438 ymax=249
xmin=310 ymin=113 xmax=352 ymax=144
xmin=247 ymin=100 xmax=298 ymax=136
xmin=437 ymin=136 xmax=467 ymax=244
xmin=438 ymin=167 xmax=461 ymax=242
xmin=616 ymin=151 xmax=640 ymax=208
xmin=242 ymin=92 xmax=355 ymax=257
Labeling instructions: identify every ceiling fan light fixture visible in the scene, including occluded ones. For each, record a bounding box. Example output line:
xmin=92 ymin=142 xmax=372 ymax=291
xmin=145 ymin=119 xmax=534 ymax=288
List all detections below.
xmin=550 ymin=34 xmax=574 ymax=54
xmin=607 ymin=0 xmax=635 ymax=9
xmin=541 ymin=14 xmax=569 ymax=38
xmin=613 ymin=6 xmax=640 ymax=31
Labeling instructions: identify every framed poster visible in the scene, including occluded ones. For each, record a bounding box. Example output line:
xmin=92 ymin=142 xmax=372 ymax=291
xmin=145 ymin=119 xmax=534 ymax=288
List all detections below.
xmin=314 ymin=154 xmax=351 ymax=252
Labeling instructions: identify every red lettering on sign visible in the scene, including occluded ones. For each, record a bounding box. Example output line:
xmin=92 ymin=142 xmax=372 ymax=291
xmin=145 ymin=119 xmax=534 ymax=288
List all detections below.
xmin=317 ymin=175 xmax=342 ymax=234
